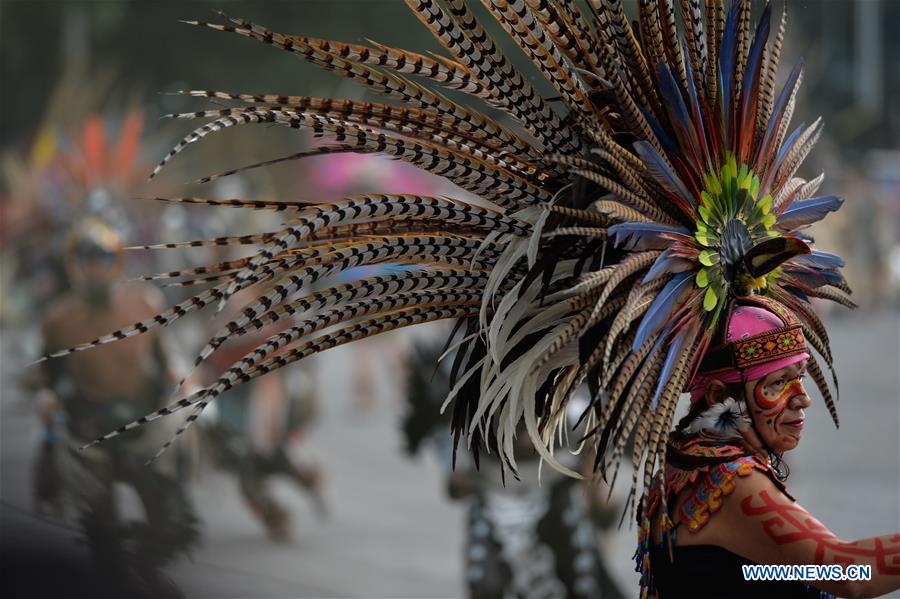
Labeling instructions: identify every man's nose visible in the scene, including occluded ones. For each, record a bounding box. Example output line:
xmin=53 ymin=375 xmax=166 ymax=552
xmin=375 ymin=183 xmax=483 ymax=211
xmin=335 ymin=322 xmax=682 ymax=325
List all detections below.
xmin=790 ymin=384 xmax=812 ymax=409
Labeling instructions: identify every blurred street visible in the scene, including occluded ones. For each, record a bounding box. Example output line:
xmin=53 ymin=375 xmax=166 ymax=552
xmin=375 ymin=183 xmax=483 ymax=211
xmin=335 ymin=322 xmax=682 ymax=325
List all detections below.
xmin=2 ymin=310 xmax=898 ymax=598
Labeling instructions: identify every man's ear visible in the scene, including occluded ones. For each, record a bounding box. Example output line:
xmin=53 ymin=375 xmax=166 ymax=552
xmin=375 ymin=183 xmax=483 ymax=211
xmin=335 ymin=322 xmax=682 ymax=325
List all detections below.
xmin=703 ymin=379 xmax=727 ymax=408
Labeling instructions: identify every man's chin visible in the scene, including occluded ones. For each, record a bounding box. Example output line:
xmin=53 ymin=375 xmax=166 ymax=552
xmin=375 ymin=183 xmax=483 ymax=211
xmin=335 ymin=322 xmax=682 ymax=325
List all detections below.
xmin=776 ymin=434 xmax=801 ymax=451
xmin=82 ymin=285 xmax=112 ymax=306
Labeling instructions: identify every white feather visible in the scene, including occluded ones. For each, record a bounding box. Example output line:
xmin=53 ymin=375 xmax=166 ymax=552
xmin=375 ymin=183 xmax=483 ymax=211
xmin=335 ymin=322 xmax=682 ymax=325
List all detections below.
xmin=685 ymin=397 xmax=751 ymax=437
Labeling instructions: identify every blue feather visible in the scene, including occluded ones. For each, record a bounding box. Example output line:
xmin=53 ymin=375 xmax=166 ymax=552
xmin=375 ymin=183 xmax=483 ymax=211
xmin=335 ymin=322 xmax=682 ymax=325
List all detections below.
xmin=657 ymin=61 xmax=694 ymax=146
xmin=782 ymin=284 xmax=810 ymax=302
xmin=795 ymin=250 xmax=845 ymax=270
xmin=817 ymin=269 xmax=846 ymax=286
xmin=651 ymin=323 xmax=697 ymax=408
xmin=773 ymin=123 xmax=806 ymax=169
xmin=719 ymin=0 xmax=742 ymax=144
xmin=608 ymin=222 xmax=690 ymax=251
xmin=632 ymin=272 xmax=692 ymax=352
xmin=778 ymin=195 xmax=843 ymax=229
xmin=643 ymin=249 xmax=694 ymax=283
xmin=638 ymin=333 xmax=667 ymax=402
xmin=782 ymin=266 xmax=833 ymax=290
xmin=740 ymin=4 xmax=772 ymax=129
xmin=633 ymin=141 xmax=695 ymax=207
xmin=637 ymin=104 xmax=680 ymax=159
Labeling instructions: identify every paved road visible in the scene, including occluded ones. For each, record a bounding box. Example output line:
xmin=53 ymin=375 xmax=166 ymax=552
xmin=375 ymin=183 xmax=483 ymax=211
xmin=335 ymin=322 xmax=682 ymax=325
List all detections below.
xmin=2 ymin=311 xmax=898 ymax=598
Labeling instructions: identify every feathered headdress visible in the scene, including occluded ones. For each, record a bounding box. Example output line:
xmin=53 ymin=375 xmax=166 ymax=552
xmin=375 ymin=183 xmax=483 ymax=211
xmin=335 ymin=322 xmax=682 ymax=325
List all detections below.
xmin=37 ymin=0 xmax=851 ymax=520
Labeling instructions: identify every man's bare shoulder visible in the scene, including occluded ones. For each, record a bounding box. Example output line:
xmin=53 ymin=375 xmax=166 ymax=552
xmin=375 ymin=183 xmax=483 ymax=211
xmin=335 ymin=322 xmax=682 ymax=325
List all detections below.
xmin=722 ymin=465 xmax=794 ymax=522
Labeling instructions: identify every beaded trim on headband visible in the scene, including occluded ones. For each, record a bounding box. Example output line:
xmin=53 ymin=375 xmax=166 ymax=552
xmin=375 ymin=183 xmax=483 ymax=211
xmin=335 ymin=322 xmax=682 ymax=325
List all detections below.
xmin=733 ymin=325 xmax=806 ymax=369
xmin=694 ymin=294 xmax=809 ymax=376
xmin=696 ymin=324 xmax=808 ymax=375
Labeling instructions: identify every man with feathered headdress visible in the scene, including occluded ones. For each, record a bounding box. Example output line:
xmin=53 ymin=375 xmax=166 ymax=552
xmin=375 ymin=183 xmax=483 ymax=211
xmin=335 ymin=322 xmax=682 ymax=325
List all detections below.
xmin=37 ymin=1 xmax=899 ymax=596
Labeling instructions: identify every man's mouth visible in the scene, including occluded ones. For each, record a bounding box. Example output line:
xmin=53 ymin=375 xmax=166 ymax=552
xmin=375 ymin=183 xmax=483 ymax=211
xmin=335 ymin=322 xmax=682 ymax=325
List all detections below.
xmin=781 ymin=418 xmax=805 ymax=431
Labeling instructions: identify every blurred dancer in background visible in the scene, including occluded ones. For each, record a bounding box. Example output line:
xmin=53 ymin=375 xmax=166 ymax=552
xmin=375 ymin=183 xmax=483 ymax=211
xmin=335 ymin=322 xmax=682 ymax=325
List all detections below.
xmin=2 ymin=109 xmax=149 ymax=327
xmin=403 ymin=340 xmax=624 ymax=599
xmin=34 ymin=217 xmax=197 ymax=597
xmin=200 ymin=285 xmax=326 ymax=542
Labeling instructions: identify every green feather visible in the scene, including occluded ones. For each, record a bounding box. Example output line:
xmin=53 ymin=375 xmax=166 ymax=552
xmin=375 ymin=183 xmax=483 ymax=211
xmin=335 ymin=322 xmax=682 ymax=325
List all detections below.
xmin=696 ymin=268 xmax=710 ymax=287
xmin=699 ymin=250 xmax=717 ymax=267
xmin=703 ymin=286 xmax=718 ymax=310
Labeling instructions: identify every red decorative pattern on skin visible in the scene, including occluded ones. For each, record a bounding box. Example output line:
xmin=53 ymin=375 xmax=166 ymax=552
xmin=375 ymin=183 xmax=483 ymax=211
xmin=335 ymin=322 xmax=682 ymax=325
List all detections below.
xmin=741 ymin=491 xmax=900 ymax=575
xmin=753 ymin=377 xmax=804 ymax=419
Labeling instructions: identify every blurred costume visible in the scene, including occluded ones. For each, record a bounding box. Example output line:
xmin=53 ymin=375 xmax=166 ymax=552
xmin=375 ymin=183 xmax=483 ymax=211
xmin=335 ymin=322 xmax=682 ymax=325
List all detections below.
xmin=37 ymin=219 xmax=197 ymax=596
xmin=457 ymin=458 xmax=623 ymax=599
xmin=42 ymin=2 xmax=852 ymax=597
xmin=403 ymin=341 xmax=624 ymax=599
xmin=3 ymin=109 xmax=147 ymax=320
xmin=203 ymin=341 xmax=324 ymax=541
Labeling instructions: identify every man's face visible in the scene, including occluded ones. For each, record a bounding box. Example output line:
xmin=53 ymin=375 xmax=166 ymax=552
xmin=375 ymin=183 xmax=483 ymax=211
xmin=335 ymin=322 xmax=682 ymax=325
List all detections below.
xmin=743 ymin=359 xmax=811 ymax=452
xmin=70 ymin=249 xmax=122 ymax=302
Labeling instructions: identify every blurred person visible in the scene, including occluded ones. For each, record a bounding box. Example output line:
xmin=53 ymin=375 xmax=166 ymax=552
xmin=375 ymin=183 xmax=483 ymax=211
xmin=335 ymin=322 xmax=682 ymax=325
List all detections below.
xmin=402 ymin=340 xmax=625 ymax=599
xmin=843 ymin=164 xmax=894 ymax=309
xmin=2 ymin=108 xmax=153 ymax=329
xmin=200 ymin=286 xmax=326 ymax=542
xmin=34 ymin=217 xmax=197 ymax=597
